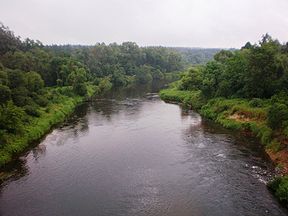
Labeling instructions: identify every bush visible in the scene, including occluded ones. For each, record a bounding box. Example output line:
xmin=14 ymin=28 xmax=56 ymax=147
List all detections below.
xmin=98 ymin=77 xmax=112 ymax=92
xmin=73 ymin=83 xmax=87 ymax=96
xmin=11 ymin=86 xmax=30 ymax=107
xmin=0 ymin=102 xmax=25 ymax=133
xmin=267 ymin=103 xmax=288 ymax=129
xmin=267 ymin=139 xmax=282 ymax=153
xmin=24 ymin=105 xmax=40 ymax=117
xmin=249 ymin=98 xmax=264 ymax=107
xmin=34 ymin=95 xmax=49 ymax=107
xmin=25 ymin=71 xmax=44 ymax=92
xmin=268 ymin=176 xmax=288 ymax=203
xmin=0 ymin=84 xmax=11 ymax=104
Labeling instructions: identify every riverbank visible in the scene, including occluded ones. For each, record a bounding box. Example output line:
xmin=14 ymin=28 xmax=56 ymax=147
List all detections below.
xmin=160 ymin=88 xmax=288 ymax=204
xmin=0 ymin=85 xmax=100 ymax=169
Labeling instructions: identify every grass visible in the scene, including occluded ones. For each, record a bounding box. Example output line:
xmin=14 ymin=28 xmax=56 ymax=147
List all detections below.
xmin=0 ymin=84 xmax=99 ymax=167
xmin=160 ymin=88 xmax=206 ymax=110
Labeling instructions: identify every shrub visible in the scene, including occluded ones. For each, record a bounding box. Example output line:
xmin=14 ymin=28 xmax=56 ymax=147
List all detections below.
xmin=73 ymin=83 xmax=87 ymax=96
xmin=98 ymin=77 xmax=112 ymax=92
xmin=34 ymin=95 xmax=49 ymax=107
xmin=268 ymin=176 xmax=288 ymax=202
xmin=267 ymin=103 xmax=288 ymax=129
xmin=25 ymin=71 xmax=44 ymax=92
xmin=11 ymin=87 xmax=30 ymax=107
xmin=0 ymin=102 xmax=25 ymax=133
xmin=267 ymin=139 xmax=282 ymax=153
xmin=24 ymin=105 xmax=40 ymax=117
xmin=249 ymin=98 xmax=264 ymax=107
xmin=0 ymin=84 xmax=11 ymax=104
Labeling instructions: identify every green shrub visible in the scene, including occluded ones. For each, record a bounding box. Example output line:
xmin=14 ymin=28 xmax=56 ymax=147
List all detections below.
xmin=268 ymin=176 xmax=288 ymax=202
xmin=24 ymin=105 xmax=40 ymax=117
xmin=267 ymin=139 xmax=282 ymax=153
xmin=98 ymin=77 xmax=112 ymax=92
xmin=249 ymin=98 xmax=264 ymax=107
xmin=34 ymin=95 xmax=49 ymax=107
xmin=11 ymin=87 xmax=29 ymax=107
xmin=0 ymin=84 xmax=11 ymax=104
xmin=0 ymin=102 xmax=25 ymax=133
xmin=73 ymin=83 xmax=87 ymax=96
xmin=267 ymin=103 xmax=288 ymax=129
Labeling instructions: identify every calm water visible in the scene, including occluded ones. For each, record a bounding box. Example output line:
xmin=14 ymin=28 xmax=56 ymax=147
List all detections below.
xmin=0 ymin=86 xmax=287 ymax=216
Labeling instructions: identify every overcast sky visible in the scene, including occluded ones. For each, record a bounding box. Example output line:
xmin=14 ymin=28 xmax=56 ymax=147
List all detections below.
xmin=0 ymin=0 xmax=287 ymax=48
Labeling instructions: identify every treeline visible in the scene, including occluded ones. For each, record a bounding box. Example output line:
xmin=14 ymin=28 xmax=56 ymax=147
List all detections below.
xmin=179 ymin=34 xmax=288 ymax=99
xmin=161 ymin=34 xmax=288 ymax=202
xmin=171 ymin=47 xmax=223 ymax=65
xmin=46 ymin=43 xmax=184 ymax=86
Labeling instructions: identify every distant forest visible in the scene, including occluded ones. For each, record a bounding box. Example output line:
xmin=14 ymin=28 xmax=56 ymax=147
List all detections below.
xmin=170 ymin=47 xmax=222 ymax=65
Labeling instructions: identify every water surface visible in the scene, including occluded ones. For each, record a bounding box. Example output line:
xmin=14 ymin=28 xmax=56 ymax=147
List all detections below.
xmin=0 ymin=87 xmax=287 ymax=216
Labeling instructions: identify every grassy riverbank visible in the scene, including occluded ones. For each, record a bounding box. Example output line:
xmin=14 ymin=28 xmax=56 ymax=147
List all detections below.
xmin=0 ymin=85 xmax=100 ymax=167
xmin=160 ymin=88 xmax=288 ymax=204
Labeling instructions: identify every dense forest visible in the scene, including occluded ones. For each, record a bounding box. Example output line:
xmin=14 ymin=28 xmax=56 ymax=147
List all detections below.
xmin=171 ymin=47 xmax=222 ymax=65
xmin=0 ymin=23 xmax=185 ymax=165
xmin=160 ymin=34 xmax=288 ymax=203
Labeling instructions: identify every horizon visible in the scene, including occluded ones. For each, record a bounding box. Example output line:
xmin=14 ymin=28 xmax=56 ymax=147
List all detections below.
xmin=1 ymin=0 xmax=287 ymax=48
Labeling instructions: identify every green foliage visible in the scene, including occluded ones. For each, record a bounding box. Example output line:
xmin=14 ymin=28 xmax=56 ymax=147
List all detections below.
xmin=98 ymin=77 xmax=112 ymax=92
xmin=172 ymin=47 xmax=221 ymax=65
xmin=267 ymin=103 xmax=288 ymax=129
xmin=0 ymin=23 xmax=187 ymax=167
xmin=160 ymin=88 xmax=205 ymax=110
xmin=179 ymin=67 xmax=202 ymax=91
xmin=0 ymin=23 xmax=23 ymax=55
xmin=267 ymin=139 xmax=282 ymax=153
xmin=268 ymin=176 xmax=288 ymax=202
xmin=34 ymin=95 xmax=49 ymax=107
xmin=201 ymin=61 xmax=225 ymax=98
xmin=0 ymin=84 xmax=11 ymax=104
xmin=0 ymin=102 xmax=25 ymax=133
xmin=73 ymin=83 xmax=87 ymax=96
xmin=0 ymin=70 xmax=8 ymax=85
xmin=249 ymin=98 xmax=265 ymax=107
xmin=7 ymin=69 xmax=27 ymax=89
xmin=111 ymin=67 xmax=128 ymax=87
xmin=23 ymin=105 xmax=40 ymax=117
xmin=174 ymin=34 xmax=288 ymax=99
xmin=214 ymin=50 xmax=233 ymax=63
xmin=25 ymin=71 xmax=44 ymax=92
xmin=151 ymin=69 xmax=164 ymax=80
xmin=136 ymin=65 xmax=153 ymax=84
xmin=11 ymin=87 xmax=30 ymax=106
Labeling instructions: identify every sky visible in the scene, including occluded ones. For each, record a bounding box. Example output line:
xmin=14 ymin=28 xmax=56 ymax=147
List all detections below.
xmin=0 ymin=0 xmax=287 ymax=48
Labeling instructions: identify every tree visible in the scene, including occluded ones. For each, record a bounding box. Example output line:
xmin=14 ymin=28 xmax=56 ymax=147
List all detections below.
xmin=214 ymin=50 xmax=233 ymax=63
xmin=0 ymin=85 xmax=11 ymax=104
xmin=26 ymin=71 xmax=44 ymax=92
xmin=7 ymin=69 xmax=27 ymax=89
xmin=0 ymin=23 xmax=23 ymax=55
xmin=136 ymin=65 xmax=153 ymax=84
xmin=201 ymin=61 xmax=225 ymax=97
xmin=0 ymin=101 xmax=25 ymax=133
xmin=179 ymin=67 xmax=202 ymax=91
xmin=0 ymin=70 xmax=8 ymax=85
xmin=244 ymin=37 xmax=281 ymax=98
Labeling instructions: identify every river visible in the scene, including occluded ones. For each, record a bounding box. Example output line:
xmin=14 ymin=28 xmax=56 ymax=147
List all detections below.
xmin=0 ymin=85 xmax=287 ymax=216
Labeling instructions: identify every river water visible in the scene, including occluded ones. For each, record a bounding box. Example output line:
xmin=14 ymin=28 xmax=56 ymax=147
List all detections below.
xmin=0 ymin=86 xmax=287 ymax=216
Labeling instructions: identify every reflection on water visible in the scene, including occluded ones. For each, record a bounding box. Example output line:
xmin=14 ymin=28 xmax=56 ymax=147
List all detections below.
xmin=0 ymin=85 xmax=287 ymax=216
